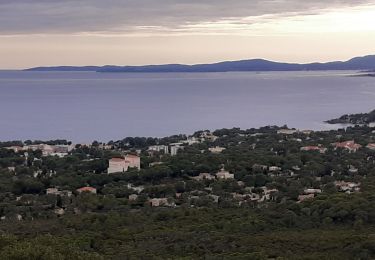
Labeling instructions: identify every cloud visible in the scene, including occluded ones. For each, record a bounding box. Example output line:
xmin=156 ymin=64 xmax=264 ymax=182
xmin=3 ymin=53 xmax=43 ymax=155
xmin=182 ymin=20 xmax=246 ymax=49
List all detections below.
xmin=0 ymin=0 xmax=374 ymax=34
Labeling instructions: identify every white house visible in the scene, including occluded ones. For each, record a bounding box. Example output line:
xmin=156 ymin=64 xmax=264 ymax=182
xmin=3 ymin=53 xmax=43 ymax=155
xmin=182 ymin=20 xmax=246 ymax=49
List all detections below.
xmin=170 ymin=143 xmax=184 ymax=156
xmin=304 ymin=188 xmax=322 ymax=194
xmin=192 ymin=173 xmax=216 ymax=181
xmin=148 ymin=145 xmax=169 ymax=154
xmin=216 ymin=170 xmax=234 ymax=180
xmin=208 ymin=146 xmax=226 ymax=154
xmin=107 ymin=154 xmax=141 ymax=174
xmin=277 ymin=129 xmax=298 ymax=135
xmin=269 ymin=166 xmax=282 ymax=172
xmin=108 ymin=158 xmax=129 ymax=173
xmin=149 ymin=198 xmax=175 ymax=207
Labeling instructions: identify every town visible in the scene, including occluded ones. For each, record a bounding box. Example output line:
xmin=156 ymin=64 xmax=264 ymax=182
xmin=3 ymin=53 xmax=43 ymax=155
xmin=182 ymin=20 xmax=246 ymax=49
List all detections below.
xmin=1 ymin=124 xmax=374 ymax=210
xmin=0 ymin=124 xmax=375 ymax=258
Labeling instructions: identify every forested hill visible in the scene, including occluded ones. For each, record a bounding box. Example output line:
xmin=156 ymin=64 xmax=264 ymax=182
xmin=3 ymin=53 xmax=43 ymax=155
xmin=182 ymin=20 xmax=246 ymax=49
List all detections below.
xmin=25 ymin=55 xmax=375 ymax=72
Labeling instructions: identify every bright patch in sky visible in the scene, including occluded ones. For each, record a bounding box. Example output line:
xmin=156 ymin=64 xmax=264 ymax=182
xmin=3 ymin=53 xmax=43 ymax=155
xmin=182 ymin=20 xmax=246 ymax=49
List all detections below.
xmin=176 ymin=5 xmax=375 ymax=35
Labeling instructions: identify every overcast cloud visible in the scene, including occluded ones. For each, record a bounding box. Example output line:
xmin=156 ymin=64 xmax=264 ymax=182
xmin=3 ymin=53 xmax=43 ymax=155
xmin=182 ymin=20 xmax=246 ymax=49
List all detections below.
xmin=0 ymin=0 xmax=374 ymax=34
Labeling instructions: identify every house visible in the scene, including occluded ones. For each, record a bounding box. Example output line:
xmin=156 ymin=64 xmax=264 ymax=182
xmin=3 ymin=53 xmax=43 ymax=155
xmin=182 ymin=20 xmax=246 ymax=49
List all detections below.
xmin=170 ymin=143 xmax=184 ymax=156
xmin=16 ymin=214 xmax=22 ymax=221
xmin=54 ymin=144 xmax=74 ymax=153
xmin=24 ymin=144 xmax=41 ymax=151
xmin=46 ymin=187 xmax=72 ymax=197
xmin=148 ymin=145 xmax=169 ymax=154
xmin=269 ymin=166 xmax=281 ymax=172
xmin=54 ymin=208 xmax=65 ymax=215
xmin=7 ymin=167 xmax=15 ymax=172
xmin=129 ymin=194 xmax=138 ymax=201
xmin=208 ymin=146 xmax=226 ymax=154
xmin=107 ymin=154 xmax=141 ymax=174
xmin=192 ymin=173 xmax=215 ymax=181
xmin=149 ymin=198 xmax=175 ymax=207
xmin=198 ymin=131 xmax=218 ymax=142
xmin=304 ymin=188 xmax=322 ymax=194
xmin=262 ymin=187 xmax=279 ymax=201
xmin=237 ymin=181 xmax=245 ymax=187
xmin=248 ymin=193 xmax=261 ymax=202
xmin=252 ymin=164 xmax=268 ymax=171
xmin=98 ymin=144 xmax=113 ymax=150
xmin=50 ymin=152 xmax=69 ymax=158
xmin=348 ymin=165 xmax=358 ymax=174
xmin=332 ymin=140 xmax=362 ymax=152
xmin=232 ymin=193 xmax=246 ymax=200
xmin=181 ymin=137 xmax=200 ymax=145
xmin=5 ymin=146 xmax=24 ymax=152
xmin=76 ymin=186 xmax=97 ymax=194
xmin=216 ymin=169 xmax=234 ymax=179
xmin=300 ymin=130 xmax=313 ymax=135
xmin=277 ymin=129 xmax=298 ymax=135
xmin=300 ymin=146 xmax=327 ymax=153
xmin=46 ymin=188 xmax=60 ymax=195
xmin=298 ymin=194 xmax=315 ymax=202
xmin=127 ymin=183 xmax=144 ymax=193
xmin=40 ymin=144 xmax=55 ymax=156
xmin=334 ymin=181 xmax=360 ymax=193
xmin=108 ymin=157 xmax=128 ymax=173
xmin=21 ymin=143 xmax=74 ymax=157
xmin=149 ymin=161 xmax=164 ymax=167
xmin=125 ymin=154 xmax=141 ymax=170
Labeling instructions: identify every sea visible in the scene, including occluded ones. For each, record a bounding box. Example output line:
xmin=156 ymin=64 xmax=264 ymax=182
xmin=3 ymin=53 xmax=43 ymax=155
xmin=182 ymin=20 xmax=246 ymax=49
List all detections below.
xmin=0 ymin=70 xmax=373 ymax=142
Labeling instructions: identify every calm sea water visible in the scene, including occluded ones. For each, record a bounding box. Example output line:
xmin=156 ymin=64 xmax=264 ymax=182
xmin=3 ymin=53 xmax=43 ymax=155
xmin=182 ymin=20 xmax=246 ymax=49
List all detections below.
xmin=0 ymin=70 xmax=373 ymax=142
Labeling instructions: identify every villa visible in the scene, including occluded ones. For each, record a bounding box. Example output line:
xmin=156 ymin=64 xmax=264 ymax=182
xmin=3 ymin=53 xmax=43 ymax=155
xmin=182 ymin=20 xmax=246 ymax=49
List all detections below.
xmin=170 ymin=143 xmax=184 ymax=156
xmin=277 ymin=129 xmax=298 ymax=135
xmin=192 ymin=173 xmax=216 ymax=181
xmin=148 ymin=145 xmax=169 ymax=154
xmin=76 ymin=187 xmax=97 ymax=194
xmin=216 ymin=169 xmax=234 ymax=179
xmin=208 ymin=146 xmax=226 ymax=154
xmin=108 ymin=154 xmax=141 ymax=174
xmin=332 ymin=141 xmax=362 ymax=152
xmin=300 ymin=146 xmax=327 ymax=153
xmin=149 ymin=198 xmax=175 ymax=207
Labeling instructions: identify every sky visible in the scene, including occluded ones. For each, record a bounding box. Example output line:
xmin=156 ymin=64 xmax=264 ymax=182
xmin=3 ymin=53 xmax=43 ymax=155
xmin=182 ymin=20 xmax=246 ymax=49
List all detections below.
xmin=1 ymin=0 xmax=375 ymax=69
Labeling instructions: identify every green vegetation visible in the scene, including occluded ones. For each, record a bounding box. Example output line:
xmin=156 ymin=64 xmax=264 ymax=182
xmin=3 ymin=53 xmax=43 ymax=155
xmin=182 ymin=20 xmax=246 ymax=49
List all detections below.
xmin=0 ymin=124 xmax=374 ymax=259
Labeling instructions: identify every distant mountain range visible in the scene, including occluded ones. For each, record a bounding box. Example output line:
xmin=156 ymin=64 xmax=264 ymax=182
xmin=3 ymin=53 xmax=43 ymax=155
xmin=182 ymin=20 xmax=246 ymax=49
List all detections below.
xmin=25 ymin=55 xmax=375 ymax=73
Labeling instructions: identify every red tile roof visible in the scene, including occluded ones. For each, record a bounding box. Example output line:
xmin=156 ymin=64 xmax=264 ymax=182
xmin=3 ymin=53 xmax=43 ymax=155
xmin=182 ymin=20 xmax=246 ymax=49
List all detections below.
xmin=77 ymin=187 xmax=96 ymax=192
xmin=333 ymin=141 xmax=362 ymax=151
